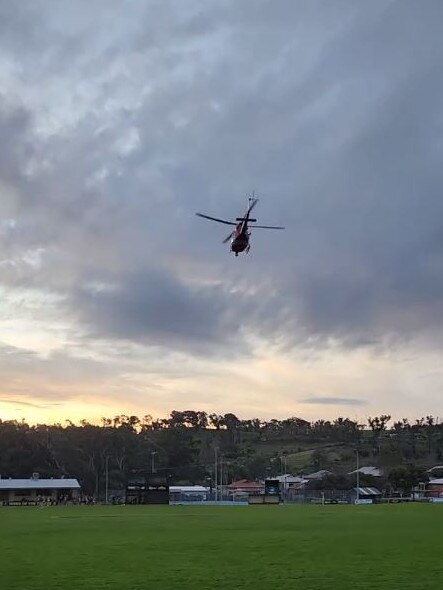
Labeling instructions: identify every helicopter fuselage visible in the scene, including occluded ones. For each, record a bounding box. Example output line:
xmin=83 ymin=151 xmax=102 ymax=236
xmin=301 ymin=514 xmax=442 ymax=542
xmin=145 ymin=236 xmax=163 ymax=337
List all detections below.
xmin=231 ymin=223 xmax=249 ymax=255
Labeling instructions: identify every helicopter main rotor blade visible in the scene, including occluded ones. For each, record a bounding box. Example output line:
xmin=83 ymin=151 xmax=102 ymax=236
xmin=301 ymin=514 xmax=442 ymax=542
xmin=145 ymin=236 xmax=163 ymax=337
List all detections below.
xmin=223 ymin=231 xmax=235 ymax=243
xmin=246 ymin=197 xmax=259 ymax=216
xmin=250 ymin=224 xmax=285 ymax=229
xmin=195 ymin=213 xmax=236 ymax=226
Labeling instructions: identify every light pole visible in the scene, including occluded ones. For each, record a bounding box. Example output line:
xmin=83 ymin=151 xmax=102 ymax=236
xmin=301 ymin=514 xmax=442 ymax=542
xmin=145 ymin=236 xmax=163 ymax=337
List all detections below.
xmin=214 ymin=447 xmax=218 ymax=503
xmin=356 ymin=448 xmax=360 ymax=503
xmin=105 ymin=455 xmax=109 ymax=504
xmin=281 ymin=453 xmax=287 ymax=503
xmin=220 ymin=455 xmax=224 ymax=502
xmin=206 ymin=476 xmax=213 ymax=496
xmin=151 ymin=451 xmax=157 ymax=475
xmin=279 ymin=454 xmax=287 ymax=475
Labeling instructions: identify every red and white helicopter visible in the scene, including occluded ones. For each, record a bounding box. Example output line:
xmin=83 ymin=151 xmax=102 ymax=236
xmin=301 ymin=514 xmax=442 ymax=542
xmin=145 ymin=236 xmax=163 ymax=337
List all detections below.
xmin=196 ymin=195 xmax=284 ymax=256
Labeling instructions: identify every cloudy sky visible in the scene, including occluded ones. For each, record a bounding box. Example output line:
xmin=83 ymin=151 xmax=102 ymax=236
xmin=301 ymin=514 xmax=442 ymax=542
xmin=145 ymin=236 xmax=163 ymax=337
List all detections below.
xmin=1 ymin=0 xmax=443 ymax=424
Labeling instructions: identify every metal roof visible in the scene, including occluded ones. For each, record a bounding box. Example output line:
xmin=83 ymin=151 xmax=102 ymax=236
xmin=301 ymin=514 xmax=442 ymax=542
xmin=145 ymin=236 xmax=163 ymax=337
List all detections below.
xmin=349 ymin=466 xmax=382 ymax=477
xmin=354 ymin=487 xmax=382 ymax=496
xmin=304 ymin=470 xmax=332 ymax=480
xmin=227 ymin=480 xmax=263 ymax=488
xmin=428 ymin=478 xmax=443 ymax=485
xmin=273 ymin=475 xmax=307 ymax=484
xmin=0 ymin=478 xmax=80 ymax=490
xmin=169 ymin=486 xmax=208 ymax=493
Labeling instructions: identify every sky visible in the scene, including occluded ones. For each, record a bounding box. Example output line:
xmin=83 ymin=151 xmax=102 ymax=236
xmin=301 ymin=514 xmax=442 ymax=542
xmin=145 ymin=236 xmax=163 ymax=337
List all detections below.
xmin=1 ymin=0 xmax=443 ymax=425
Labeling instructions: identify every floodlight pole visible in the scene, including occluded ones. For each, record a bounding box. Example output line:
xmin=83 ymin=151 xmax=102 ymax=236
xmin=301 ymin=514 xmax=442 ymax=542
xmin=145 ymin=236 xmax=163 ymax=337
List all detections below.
xmin=151 ymin=451 xmax=157 ymax=475
xmin=105 ymin=455 xmax=109 ymax=504
xmin=220 ymin=455 xmax=223 ymax=503
xmin=356 ymin=449 xmax=360 ymax=503
xmin=214 ymin=447 xmax=218 ymax=503
xmin=281 ymin=454 xmax=287 ymax=503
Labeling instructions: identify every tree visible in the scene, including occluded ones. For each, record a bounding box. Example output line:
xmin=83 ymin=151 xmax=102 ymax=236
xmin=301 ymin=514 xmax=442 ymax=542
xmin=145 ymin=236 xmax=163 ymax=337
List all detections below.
xmin=281 ymin=417 xmax=311 ymax=439
xmin=332 ymin=418 xmax=362 ymax=443
xmin=308 ymin=473 xmax=352 ymax=491
xmin=155 ymin=427 xmax=201 ymax=480
xmin=241 ymin=455 xmax=268 ymax=480
xmin=368 ymin=415 xmax=391 ymax=433
xmin=387 ymin=465 xmax=428 ymax=494
xmin=368 ymin=415 xmax=391 ymax=455
xmin=311 ymin=448 xmax=328 ymax=470
xmin=311 ymin=420 xmax=333 ymax=441
xmin=425 ymin=416 xmax=435 ymax=456
xmin=208 ymin=414 xmax=224 ymax=430
xmin=221 ymin=413 xmax=241 ymax=443
xmin=1 ymin=411 xmax=440 ymax=497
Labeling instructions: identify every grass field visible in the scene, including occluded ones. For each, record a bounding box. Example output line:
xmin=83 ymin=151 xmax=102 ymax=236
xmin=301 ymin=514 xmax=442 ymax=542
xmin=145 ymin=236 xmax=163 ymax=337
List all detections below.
xmin=1 ymin=504 xmax=442 ymax=589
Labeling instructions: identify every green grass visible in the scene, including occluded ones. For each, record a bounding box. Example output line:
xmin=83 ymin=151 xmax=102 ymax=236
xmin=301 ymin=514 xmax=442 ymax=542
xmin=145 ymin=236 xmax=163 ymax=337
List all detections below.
xmin=286 ymin=448 xmax=315 ymax=469
xmin=1 ymin=504 xmax=442 ymax=589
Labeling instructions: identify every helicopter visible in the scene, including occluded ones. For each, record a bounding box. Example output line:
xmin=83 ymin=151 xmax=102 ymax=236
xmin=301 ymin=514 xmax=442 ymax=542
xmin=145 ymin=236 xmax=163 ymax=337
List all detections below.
xmin=196 ymin=195 xmax=284 ymax=256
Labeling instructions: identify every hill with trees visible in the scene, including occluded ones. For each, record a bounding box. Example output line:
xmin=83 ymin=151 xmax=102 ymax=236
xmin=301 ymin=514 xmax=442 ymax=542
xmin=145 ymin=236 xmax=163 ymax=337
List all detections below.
xmin=1 ymin=411 xmax=442 ymax=495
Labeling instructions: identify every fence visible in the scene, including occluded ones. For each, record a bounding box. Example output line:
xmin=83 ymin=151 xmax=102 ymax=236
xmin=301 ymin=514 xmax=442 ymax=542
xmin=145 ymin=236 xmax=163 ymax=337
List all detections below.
xmin=169 ymin=491 xmax=248 ymax=505
xmin=286 ymin=490 xmax=351 ymax=504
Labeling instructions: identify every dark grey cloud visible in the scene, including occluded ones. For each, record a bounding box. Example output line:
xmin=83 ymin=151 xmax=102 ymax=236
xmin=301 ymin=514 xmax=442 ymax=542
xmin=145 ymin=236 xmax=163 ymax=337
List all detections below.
xmin=70 ymin=268 xmax=249 ymax=356
xmin=301 ymin=397 xmax=367 ymax=407
xmin=1 ymin=0 xmax=443 ymax=363
xmin=0 ymin=398 xmax=61 ymax=409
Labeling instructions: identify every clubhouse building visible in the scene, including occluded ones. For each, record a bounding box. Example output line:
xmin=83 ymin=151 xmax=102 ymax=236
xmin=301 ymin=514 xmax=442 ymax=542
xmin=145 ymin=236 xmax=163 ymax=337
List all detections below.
xmin=0 ymin=475 xmax=81 ymax=505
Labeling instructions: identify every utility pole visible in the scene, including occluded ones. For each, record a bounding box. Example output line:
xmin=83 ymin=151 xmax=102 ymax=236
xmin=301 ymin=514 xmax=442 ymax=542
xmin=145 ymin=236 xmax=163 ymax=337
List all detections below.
xmin=281 ymin=453 xmax=287 ymax=503
xmin=105 ymin=455 xmax=109 ymax=504
xmin=214 ymin=447 xmax=218 ymax=503
xmin=220 ymin=455 xmax=223 ymax=503
xmin=284 ymin=455 xmax=287 ymax=503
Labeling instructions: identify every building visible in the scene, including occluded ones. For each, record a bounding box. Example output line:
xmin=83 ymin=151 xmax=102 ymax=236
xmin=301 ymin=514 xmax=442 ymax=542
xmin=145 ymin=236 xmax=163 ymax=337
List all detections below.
xmin=169 ymin=486 xmax=209 ymax=502
xmin=426 ymin=478 xmax=443 ymax=500
xmin=227 ymin=480 xmax=264 ymax=497
xmin=273 ymin=474 xmax=307 ymax=485
xmin=125 ymin=478 xmax=170 ymax=505
xmin=349 ymin=466 xmax=383 ymax=478
xmin=0 ymin=476 xmax=81 ymax=505
xmin=351 ymin=487 xmax=382 ymax=504
xmin=272 ymin=474 xmax=309 ymax=493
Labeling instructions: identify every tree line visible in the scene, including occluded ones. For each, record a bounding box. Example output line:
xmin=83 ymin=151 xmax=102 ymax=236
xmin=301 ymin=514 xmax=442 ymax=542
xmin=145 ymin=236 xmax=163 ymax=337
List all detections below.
xmin=1 ymin=411 xmax=442 ymax=495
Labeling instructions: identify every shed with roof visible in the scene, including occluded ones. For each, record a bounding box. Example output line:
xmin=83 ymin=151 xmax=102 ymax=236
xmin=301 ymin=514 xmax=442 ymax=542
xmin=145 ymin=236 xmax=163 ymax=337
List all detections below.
xmin=0 ymin=475 xmax=81 ymax=505
xmin=169 ymin=485 xmax=209 ymax=502
xmin=351 ymin=487 xmax=382 ymax=503
xmin=227 ymin=480 xmax=264 ymax=497
xmin=426 ymin=478 xmax=443 ymax=499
